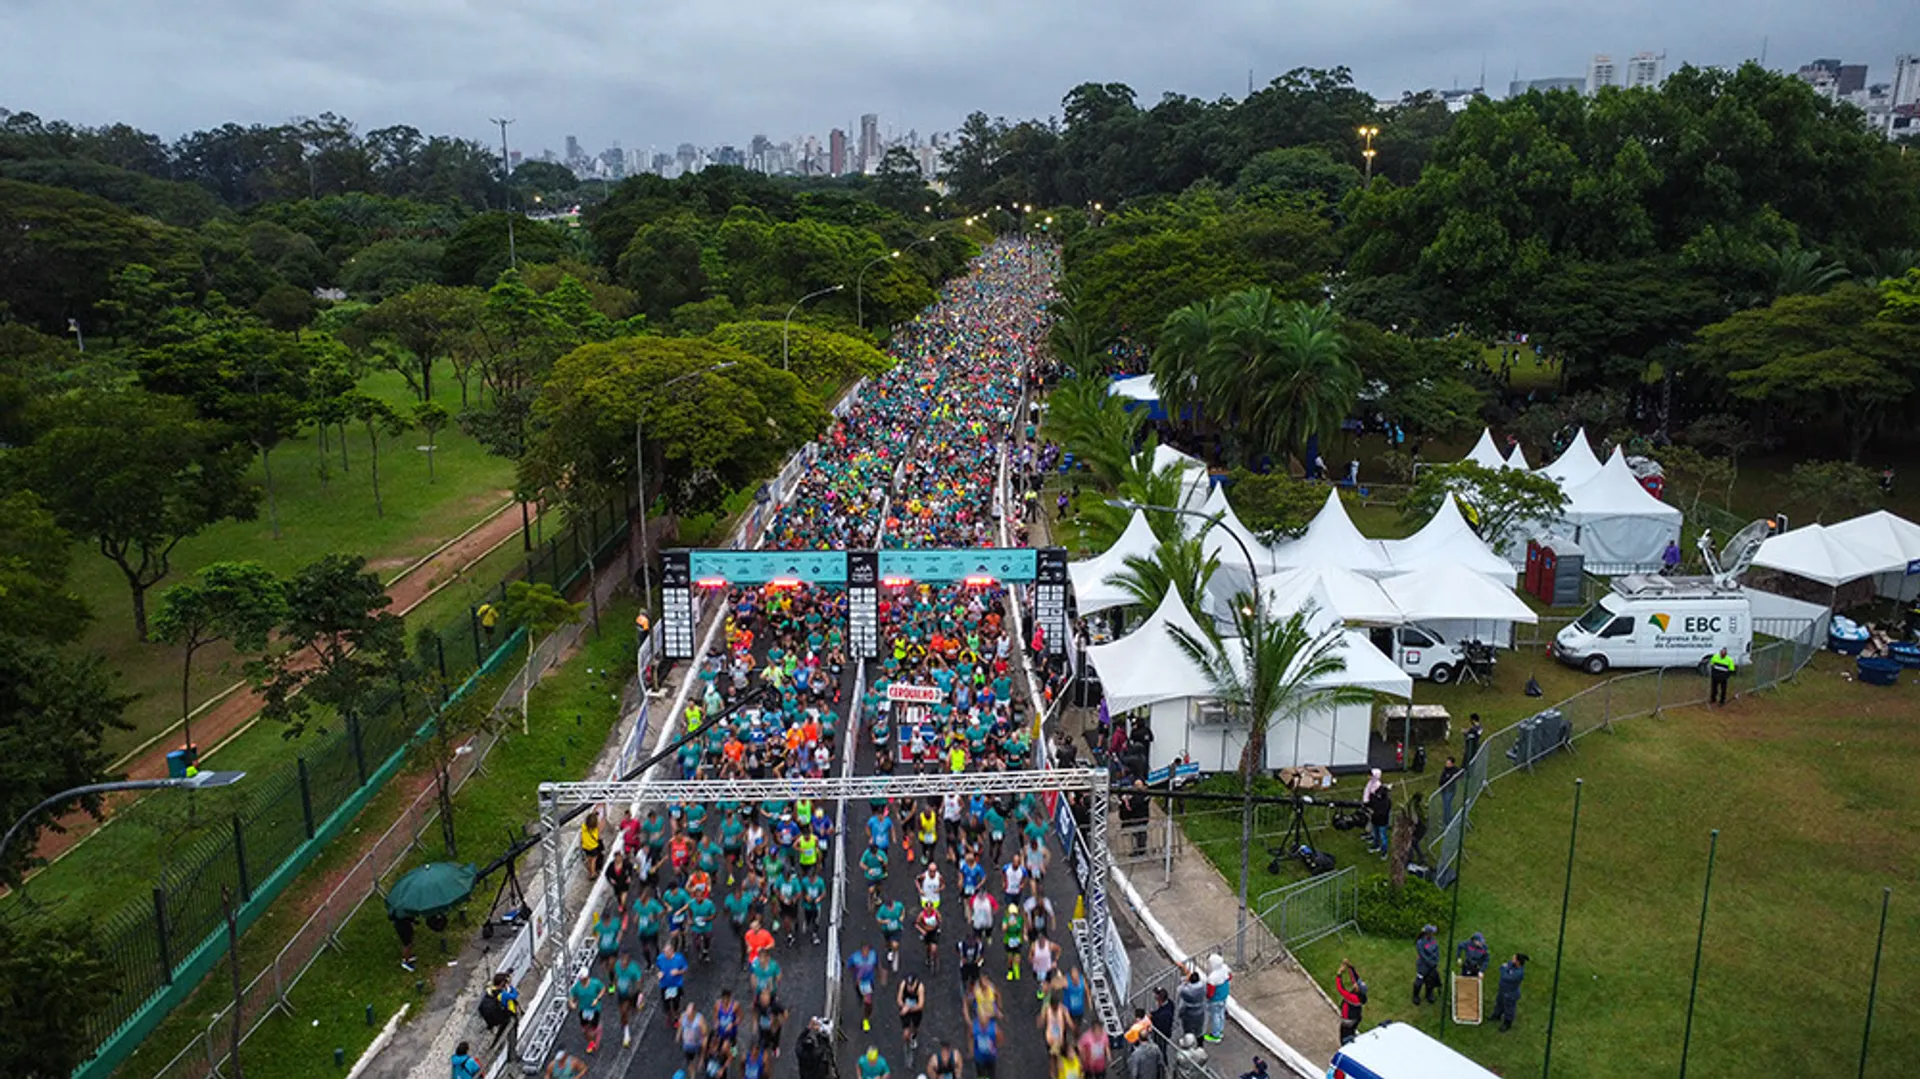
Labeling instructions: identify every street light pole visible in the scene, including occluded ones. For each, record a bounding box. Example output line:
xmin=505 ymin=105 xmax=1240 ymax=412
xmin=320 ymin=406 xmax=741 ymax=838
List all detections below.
xmin=1110 ymin=497 xmax=1266 ymax=965
xmin=786 ymin=284 xmax=846 ymax=369
xmin=1 ymin=773 xmax=246 ymax=879
xmin=1357 ymin=125 xmax=1379 ymax=182
xmin=634 ymin=363 xmax=737 ymax=616
xmin=856 ymin=252 xmax=900 ymax=331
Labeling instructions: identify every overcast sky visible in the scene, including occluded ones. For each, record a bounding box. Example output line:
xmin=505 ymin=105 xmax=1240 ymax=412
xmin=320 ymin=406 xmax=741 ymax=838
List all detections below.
xmin=2 ymin=0 xmax=1915 ymax=155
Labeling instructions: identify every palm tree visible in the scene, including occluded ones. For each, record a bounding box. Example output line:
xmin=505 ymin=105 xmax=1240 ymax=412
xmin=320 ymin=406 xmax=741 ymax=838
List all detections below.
xmin=1168 ymin=600 xmax=1376 ymax=961
xmin=1154 ymin=289 xmax=1359 ymax=472
xmin=1861 ymin=247 xmax=1920 ymax=285
xmin=1762 ymin=244 xmax=1848 ymax=299
xmin=1042 ymin=376 xmax=1141 ymax=489
xmin=1074 ymin=453 xmax=1187 ymax=550
xmin=1104 ymin=534 xmax=1219 ymax=625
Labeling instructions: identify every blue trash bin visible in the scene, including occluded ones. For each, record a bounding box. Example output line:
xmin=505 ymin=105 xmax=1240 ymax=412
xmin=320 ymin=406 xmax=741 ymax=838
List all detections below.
xmin=1856 ymin=656 xmax=1901 ymax=687
xmin=165 ymin=749 xmax=191 ymax=778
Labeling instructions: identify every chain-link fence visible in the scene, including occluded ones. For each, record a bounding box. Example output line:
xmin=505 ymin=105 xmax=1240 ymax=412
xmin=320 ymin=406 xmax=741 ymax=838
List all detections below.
xmin=77 ymin=491 xmax=637 ymax=1078
xmin=1431 ymin=627 xmax=1820 ymax=885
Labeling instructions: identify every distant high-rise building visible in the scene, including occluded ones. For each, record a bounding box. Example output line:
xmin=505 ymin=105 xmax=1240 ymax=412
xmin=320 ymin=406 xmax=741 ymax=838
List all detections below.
xmin=1508 ymin=76 xmax=1585 ymax=97
xmin=565 ymin=135 xmax=584 ymax=166
xmin=1837 ymin=64 xmax=1869 ymax=96
xmin=829 ymin=128 xmax=848 ymax=176
xmin=859 ymin=113 xmax=880 ymax=172
xmin=1625 ymin=51 xmax=1664 ymax=89
xmin=1893 ymin=54 xmax=1920 ymax=108
xmin=714 ymin=145 xmax=745 ymax=168
xmin=1587 ymin=55 xmax=1618 ymax=93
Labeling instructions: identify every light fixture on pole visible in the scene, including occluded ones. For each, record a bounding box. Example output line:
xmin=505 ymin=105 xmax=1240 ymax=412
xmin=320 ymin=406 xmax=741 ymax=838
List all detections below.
xmin=856 ymin=252 xmax=900 ymax=330
xmin=2 ymin=772 xmax=246 ymax=879
xmin=786 ymin=284 xmax=846 ymax=367
xmin=1108 ymin=496 xmax=1267 ymax=966
xmin=634 ymin=363 xmax=735 ymax=618
xmin=1357 ymin=125 xmax=1380 ymax=181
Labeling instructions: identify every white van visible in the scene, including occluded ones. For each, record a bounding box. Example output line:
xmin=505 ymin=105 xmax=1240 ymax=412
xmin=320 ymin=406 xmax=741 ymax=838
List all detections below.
xmin=1553 ymin=574 xmax=1752 ymax=675
xmin=1370 ymin=624 xmax=1470 ymax=684
xmin=1327 ymin=1022 xmax=1498 ymax=1079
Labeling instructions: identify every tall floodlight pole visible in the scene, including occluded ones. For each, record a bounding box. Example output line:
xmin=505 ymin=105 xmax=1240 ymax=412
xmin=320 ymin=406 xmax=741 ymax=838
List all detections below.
xmin=492 ymin=117 xmax=518 ymax=268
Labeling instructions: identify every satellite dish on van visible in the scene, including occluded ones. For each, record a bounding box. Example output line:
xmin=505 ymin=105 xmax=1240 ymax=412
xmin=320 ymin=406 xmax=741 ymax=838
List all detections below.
xmin=1698 ymin=521 xmax=1771 ymax=587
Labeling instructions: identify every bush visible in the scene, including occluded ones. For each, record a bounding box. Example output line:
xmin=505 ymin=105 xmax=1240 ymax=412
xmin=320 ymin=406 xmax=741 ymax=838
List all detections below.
xmin=1355 ymin=874 xmax=1449 ymax=939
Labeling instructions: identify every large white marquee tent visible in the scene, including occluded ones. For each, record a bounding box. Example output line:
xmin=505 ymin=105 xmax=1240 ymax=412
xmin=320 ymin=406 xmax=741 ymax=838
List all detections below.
xmin=1754 ymin=510 xmax=1920 ymax=599
xmin=1464 ymin=428 xmax=1682 ymax=573
xmin=1066 ymin=510 xmax=1162 ymax=616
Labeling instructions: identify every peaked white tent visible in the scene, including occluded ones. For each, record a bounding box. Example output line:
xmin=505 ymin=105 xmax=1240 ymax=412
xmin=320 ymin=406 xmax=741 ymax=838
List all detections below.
xmin=1558 ymin=448 xmax=1683 ymax=570
xmin=1270 ymin=489 xmax=1393 ymax=575
xmin=1084 ymin=590 xmax=1217 ymax=713
xmin=1259 ymin=564 xmax=1402 ymax=625
xmin=1507 ymin=443 xmax=1532 ymax=470
xmin=1108 ymin=374 xmax=1161 ymax=403
xmin=1193 ymin=484 xmax=1279 ymax=588
xmin=1752 ymin=523 xmax=1896 ymax=588
xmin=1538 ymin=428 xmax=1603 ymax=488
xmin=1067 ymin=510 xmax=1163 ymax=616
xmin=1152 ymin=444 xmax=1206 ymax=478
xmin=1825 ymin=511 xmax=1920 ymax=600
xmin=1463 ymin=428 xmax=1507 ymax=469
xmin=1380 ymin=563 xmax=1540 ymax=647
xmin=1383 ymin=496 xmax=1520 ymax=585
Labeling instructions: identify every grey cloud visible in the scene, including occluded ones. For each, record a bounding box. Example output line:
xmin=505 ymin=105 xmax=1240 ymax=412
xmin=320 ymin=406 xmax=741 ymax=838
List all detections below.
xmin=1 ymin=0 xmax=1915 ymax=153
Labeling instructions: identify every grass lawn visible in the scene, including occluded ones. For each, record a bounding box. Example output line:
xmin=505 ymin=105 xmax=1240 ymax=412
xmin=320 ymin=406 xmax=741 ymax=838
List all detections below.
xmin=70 ymin=363 xmax=516 ymax=760
xmin=1185 ymin=652 xmax=1920 ymax=1078
xmin=117 ymin=601 xmax=639 ymax=1079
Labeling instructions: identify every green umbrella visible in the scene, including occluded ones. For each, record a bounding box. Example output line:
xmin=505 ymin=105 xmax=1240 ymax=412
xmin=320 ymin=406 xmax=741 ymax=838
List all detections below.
xmin=385 ymin=862 xmax=478 ymax=920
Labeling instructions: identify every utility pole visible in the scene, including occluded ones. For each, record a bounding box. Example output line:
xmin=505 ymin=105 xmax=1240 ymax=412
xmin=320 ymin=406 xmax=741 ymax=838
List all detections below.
xmin=492 ymin=117 xmax=518 ymax=269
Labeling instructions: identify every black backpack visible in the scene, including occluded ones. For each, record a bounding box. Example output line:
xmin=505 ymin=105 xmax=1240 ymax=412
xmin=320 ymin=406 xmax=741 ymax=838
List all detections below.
xmin=478 ymin=991 xmax=510 ymax=1026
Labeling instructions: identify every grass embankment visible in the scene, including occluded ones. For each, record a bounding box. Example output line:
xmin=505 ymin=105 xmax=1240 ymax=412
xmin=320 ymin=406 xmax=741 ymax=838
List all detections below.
xmin=75 ymin=364 xmax=515 ymax=760
xmin=118 ymin=601 xmax=639 ymax=1078
xmin=1183 ymin=653 xmax=1919 ymax=1078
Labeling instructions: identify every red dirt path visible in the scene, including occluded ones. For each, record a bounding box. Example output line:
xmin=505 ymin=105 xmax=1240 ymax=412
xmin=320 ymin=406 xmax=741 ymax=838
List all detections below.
xmin=24 ymin=500 xmax=532 ymax=871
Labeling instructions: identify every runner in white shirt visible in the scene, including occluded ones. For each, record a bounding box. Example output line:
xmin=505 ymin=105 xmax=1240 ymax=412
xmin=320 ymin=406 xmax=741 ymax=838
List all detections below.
xmin=918 ymin=864 xmax=944 ymax=909
xmin=1001 ymin=860 xmax=1026 ymax=907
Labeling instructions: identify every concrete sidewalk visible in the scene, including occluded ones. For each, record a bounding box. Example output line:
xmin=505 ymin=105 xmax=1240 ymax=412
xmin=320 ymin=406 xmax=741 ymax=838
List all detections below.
xmin=1112 ymin=813 xmax=1342 ymax=1072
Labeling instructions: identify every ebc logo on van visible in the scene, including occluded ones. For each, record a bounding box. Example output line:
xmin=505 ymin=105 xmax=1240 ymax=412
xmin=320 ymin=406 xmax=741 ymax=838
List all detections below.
xmin=1685 ymin=616 xmax=1723 ymax=633
xmin=1649 ymin=613 xmax=1670 ymax=632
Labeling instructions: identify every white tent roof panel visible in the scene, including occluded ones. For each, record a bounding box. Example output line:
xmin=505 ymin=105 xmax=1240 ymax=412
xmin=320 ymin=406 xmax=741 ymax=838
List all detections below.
xmin=1067 ymin=510 xmax=1162 ymax=615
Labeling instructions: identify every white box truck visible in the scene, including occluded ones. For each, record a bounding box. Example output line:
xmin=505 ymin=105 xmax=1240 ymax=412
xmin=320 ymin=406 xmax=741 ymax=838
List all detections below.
xmin=1553 ymin=574 xmax=1752 ymax=675
xmin=1327 ymin=1022 xmax=1499 ymax=1079
xmin=1369 ymin=624 xmax=1469 ymax=684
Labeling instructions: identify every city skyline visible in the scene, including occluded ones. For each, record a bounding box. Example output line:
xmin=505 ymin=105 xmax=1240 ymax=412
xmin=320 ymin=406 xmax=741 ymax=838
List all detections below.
xmin=1 ymin=0 xmax=1914 ymax=152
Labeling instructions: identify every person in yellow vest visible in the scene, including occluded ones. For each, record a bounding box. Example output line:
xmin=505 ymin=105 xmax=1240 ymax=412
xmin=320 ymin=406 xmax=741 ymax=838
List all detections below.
xmin=685 ymin=702 xmax=704 ymax=733
xmin=917 ymin=805 xmax=939 ymax=860
xmin=796 ymin=799 xmax=814 ymax=827
xmin=477 ymin=602 xmax=501 ymax=642
xmin=797 ymin=831 xmax=820 ymax=871
xmin=1709 ymin=647 xmax=1736 ymax=706
xmin=948 ymin=743 xmax=967 ymax=775
xmin=580 ymin=811 xmax=604 ymax=877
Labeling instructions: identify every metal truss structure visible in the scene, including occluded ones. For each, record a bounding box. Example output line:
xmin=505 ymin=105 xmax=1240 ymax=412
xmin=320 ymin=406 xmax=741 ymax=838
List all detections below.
xmin=520 ymin=768 xmax=1114 ymax=1070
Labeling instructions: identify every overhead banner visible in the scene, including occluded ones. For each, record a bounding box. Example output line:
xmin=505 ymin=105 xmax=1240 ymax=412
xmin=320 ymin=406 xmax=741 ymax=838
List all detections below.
xmin=688 ymin=549 xmax=848 ymax=586
xmin=660 ymin=550 xmax=696 ymax=659
xmin=879 ymin=548 xmax=1039 ymax=583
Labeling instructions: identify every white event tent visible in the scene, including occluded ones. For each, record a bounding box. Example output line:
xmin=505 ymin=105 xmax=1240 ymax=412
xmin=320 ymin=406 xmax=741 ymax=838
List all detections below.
xmin=1193 ymin=483 xmax=1279 ymax=589
xmin=1507 ymin=443 xmax=1532 ymax=470
xmin=1463 ymin=428 xmax=1508 ymax=469
xmin=1066 ymin=510 xmax=1162 ymax=616
xmin=1269 ymin=489 xmax=1394 ymax=575
xmin=1085 ymin=590 xmax=1412 ymax=773
xmin=1752 ymin=523 xmax=1897 ymax=588
xmin=1258 ymin=564 xmax=1402 ymax=625
xmin=1379 ymin=564 xmax=1540 ymax=647
xmin=1538 ymin=428 xmax=1604 ymax=488
xmin=1825 ymin=511 xmax=1920 ymax=600
xmin=1555 ymin=448 xmax=1683 ymax=571
xmin=1381 ymin=495 xmax=1521 ymax=586
xmin=1109 ymin=374 xmax=1161 ymax=404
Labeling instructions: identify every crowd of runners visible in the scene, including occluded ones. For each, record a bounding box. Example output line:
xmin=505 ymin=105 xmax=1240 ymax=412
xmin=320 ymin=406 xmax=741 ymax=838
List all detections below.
xmin=544 ymin=242 xmax=1109 ymax=1079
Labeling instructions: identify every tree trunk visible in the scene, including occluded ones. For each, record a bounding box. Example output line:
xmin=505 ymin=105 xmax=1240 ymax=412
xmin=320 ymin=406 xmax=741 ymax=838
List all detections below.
xmin=368 ymin=426 xmax=384 ymax=518
xmin=586 ymin=546 xmax=602 ymax=637
xmin=425 ymin=434 xmax=437 ymax=484
xmin=315 ymin=428 xmax=330 ymax=490
xmin=338 ymin=423 xmax=350 ymax=472
xmin=259 ymin=441 xmax=281 ymax=540
xmin=130 ymin=579 xmax=152 ymax=642
xmin=422 ymin=357 xmax=434 ymax=404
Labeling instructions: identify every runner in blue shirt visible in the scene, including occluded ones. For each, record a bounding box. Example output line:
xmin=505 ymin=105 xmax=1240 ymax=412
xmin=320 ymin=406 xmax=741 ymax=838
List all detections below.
xmin=655 ymin=941 xmax=689 ymax=1021
xmin=613 ymin=951 xmax=645 ymax=1047
xmin=848 ymin=943 xmax=882 ymax=1031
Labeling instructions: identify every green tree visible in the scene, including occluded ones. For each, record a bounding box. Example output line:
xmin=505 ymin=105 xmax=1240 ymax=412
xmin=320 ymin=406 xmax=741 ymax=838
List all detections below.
xmin=249 ymin=554 xmax=406 ymax=740
xmin=1038 ymin=375 xmax=1142 ymax=490
xmin=1169 ymin=602 xmax=1373 ymax=946
xmin=253 ymin=281 xmax=316 ymax=334
xmin=1761 ymin=244 xmax=1849 ymax=300
xmin=414 ymin=400 xmax=451 ymax=483
xmin=339 ymin=237 xmax=445 ymax=301
xmin=13 ymin=390 xmax=259 ymax=638
xmin=1156 ymin=288 xmax=1359 ymax=471
xmin=0 ymin=634 xmax=131 ymax=885
xmin=1223 ymin=469 xmax=1328 ymax=542
xmin=1651 ymin=445 xmax=1735 ymax=518
xmin=0 ymin=489 xmax=90 ymax=644
xmin=1235 ymin=146 xmax=1360 ymax=207
xmin=0 ymin=178 xmax=191 ymax=332
xmin=501 ymin=580 xmax=583 ymax=733
xmin=1694 ymin=284 xmax=1920 ymax=461
xmin=1104 ymin=535 xmax=1218 ymax=624
xmin=150 ymin=561 xmax=286 ymax=753
xmin=439 ymin=212 xmax=573 ymax=288
xmin=1785 ymin=460 xmax=1882 ymax=523
xmin=1402 ymin=461 xmax=1568 ymax=555
xmin=358 ymin=283 xmax=486 ymax=402
xmin=707 ymin=321 xmax=892 ymax=397
xmin=874 ymin=146 xmax=935 ymax=214
xmin=0 ymin=918 xmax=119 ymax=1075
xmin=345 ymin=390 xmax=409 ymax=517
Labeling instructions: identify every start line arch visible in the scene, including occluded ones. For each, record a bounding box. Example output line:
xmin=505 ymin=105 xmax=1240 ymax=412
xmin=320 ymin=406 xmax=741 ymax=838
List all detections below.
xmin=525 ymin=768 xmax=1118 ymax=1064
xmin=658 ymin=546 xmax=1071 ymax=662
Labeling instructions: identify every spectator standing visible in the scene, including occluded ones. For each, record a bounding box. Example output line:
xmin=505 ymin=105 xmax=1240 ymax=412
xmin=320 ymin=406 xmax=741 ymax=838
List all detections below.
xmin=1412 ymin=925 xmax=1440 ymax=1006
xmin=1493 ymin=954 xmax=1528 ymax=1032
xmin=1203 ymin=954 xmax=1231 ymax=1042
xmin=1334 ymin=960 xmax=1365 ymax=1045
xmin=1175 ymin=970 xmax=1206 ymax=1042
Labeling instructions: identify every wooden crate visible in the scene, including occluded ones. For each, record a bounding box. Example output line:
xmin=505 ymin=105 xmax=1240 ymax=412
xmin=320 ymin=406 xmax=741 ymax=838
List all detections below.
xmin=1452 ymin=973 xmax=1483 ymax=1025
